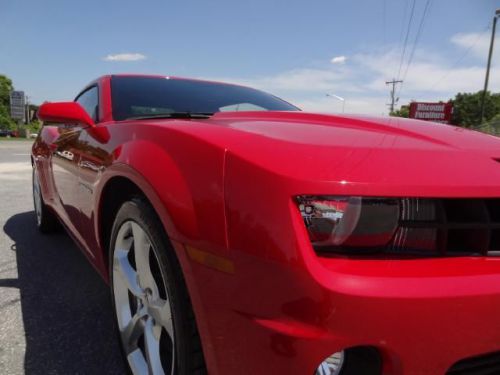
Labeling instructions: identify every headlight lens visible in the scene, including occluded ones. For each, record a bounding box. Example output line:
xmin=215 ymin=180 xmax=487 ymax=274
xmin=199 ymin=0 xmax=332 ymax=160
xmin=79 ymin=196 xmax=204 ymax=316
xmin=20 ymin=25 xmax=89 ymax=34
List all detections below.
xmin=297 ymin=196 xmax=400 ymax=253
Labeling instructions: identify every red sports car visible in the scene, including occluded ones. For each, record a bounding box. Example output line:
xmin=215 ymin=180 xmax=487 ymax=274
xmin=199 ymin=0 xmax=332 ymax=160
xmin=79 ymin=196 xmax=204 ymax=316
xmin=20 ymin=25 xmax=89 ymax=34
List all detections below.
xmin=33 ymin=74 xmax=500 ymax=375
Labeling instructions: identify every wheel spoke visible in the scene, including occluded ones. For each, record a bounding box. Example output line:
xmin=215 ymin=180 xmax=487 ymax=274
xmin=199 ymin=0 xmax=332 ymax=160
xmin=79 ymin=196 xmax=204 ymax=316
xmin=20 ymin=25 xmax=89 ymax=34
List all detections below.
xmin=131 ymin=222 xmax=160 ymax=296
xmin=114 ymin=249 xmax=144 ymax=298
xmin=127 ymin=348 xmax=148 ymax=375
xmin=144 ymin=317 xmax=165 ymax=375
xmin=148 ymin=298 xmax=174 ymax=341
xmin=121 ymin=308 xmax=147 ymax=354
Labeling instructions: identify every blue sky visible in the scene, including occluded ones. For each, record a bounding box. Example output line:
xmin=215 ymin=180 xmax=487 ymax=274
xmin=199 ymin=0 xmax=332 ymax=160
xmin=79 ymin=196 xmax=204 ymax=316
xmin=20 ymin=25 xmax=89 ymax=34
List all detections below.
xmin=1 ymin=0 xmax=499 ymax=114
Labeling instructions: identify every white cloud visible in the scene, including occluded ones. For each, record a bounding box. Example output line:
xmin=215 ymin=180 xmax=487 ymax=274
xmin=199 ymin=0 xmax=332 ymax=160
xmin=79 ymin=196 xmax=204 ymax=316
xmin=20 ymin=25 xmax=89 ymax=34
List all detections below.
xmin=103 ymin=53 xmax=147 ymax=62
xmin=330 ymin=55 xmax=347 ymax=65
xmin=203 ymin=30 xmax=500 ymax=115
xmin=450 ymin=31 xmax=493 ymax=60
xmin=294 ymin=95 xmax=387 ymax=115
xmin=207 ymin=65 xmax=362 ymax=94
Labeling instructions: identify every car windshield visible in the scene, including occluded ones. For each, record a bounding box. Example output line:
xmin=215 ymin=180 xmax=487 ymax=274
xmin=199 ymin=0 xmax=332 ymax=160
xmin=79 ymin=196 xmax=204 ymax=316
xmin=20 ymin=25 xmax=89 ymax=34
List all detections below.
xmin=110 ymin=76 xmax=300 ymax=121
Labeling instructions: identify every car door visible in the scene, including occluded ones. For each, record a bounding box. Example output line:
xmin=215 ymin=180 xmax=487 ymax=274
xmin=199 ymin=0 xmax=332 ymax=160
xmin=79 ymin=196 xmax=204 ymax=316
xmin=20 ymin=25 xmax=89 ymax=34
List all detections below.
xmin=49 ymin=86 xmax=99 ymax=252
xmin=77 ymin=128 xmax=111 ymax=261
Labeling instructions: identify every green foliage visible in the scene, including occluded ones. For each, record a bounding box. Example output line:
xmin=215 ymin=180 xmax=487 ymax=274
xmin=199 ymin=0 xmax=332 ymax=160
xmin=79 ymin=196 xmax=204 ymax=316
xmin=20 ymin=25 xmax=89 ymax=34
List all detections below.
xmin=473 ymin=113 xmax=500 ymax=136
xmin=0 ymin=75 xmax=13 ymax=108
xmin=0 ymin=103 xmax=15 ymax=130
xmin=390 ymin=105 xmax=410 ymax=118
xmin=450 ymin=91 xmax=500 ymax=127
xmin=28 ymin=120 xmax=41 ymax=133
xmin=0 ymin=75 xmax=16 ymax=129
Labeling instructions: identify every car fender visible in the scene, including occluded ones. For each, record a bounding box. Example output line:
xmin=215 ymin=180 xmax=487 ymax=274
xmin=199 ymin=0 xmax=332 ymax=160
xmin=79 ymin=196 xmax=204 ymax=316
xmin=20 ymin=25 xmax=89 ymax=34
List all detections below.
xmin=94 ymin=140 xmax=199 ymax=250
xmin=93 ymin=138 xmax=225 ymax=373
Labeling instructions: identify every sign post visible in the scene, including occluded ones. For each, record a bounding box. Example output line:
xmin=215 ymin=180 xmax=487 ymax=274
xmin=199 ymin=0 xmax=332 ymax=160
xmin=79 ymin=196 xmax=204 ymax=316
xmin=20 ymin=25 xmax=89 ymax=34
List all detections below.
xmin=10 ymin=91 xmax=25 ymax=122
xmin=10 ymin=91 xmax=26 ymax=137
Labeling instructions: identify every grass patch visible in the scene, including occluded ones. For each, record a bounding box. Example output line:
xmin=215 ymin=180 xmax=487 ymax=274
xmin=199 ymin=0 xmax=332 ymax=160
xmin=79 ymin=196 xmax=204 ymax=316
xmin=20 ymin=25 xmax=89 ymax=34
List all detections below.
xmin=0 ymin=137 xmax=34 ymax=142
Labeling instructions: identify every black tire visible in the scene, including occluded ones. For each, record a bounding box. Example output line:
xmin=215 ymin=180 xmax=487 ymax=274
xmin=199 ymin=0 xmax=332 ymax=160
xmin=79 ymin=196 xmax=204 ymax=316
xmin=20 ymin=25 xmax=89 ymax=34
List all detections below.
xmin=109 ymin=197 xmax=207 ymax=375
xmin=32 ymin=167 xmax=59 ymax=234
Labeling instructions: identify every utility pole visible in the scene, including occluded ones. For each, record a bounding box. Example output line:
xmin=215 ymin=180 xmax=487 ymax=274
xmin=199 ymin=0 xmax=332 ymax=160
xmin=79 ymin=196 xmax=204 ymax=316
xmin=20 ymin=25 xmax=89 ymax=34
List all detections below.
xmin=386 ymin=79 xmax=403 ymax=114
xmin=480 ymin=9 xmax=500 ymax=124
xmin=25 ymin=95 xmax=30 ymax=125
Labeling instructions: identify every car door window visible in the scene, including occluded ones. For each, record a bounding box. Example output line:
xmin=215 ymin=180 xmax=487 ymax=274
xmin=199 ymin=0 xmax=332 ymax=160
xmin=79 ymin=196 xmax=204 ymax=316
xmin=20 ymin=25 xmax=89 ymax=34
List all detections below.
xmin=75 ymin=86 xmax=99 ymax=122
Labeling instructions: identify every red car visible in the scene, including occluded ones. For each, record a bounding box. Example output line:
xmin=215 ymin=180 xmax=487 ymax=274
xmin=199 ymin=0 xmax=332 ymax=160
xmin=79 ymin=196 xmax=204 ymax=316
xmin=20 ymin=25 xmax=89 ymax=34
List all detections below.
xmin=33 ymin=74 xmax=500 ymax=375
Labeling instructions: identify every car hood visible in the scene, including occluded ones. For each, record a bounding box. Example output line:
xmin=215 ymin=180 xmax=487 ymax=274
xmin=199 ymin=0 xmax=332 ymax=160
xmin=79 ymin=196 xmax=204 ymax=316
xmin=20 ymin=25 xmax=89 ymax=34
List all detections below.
xmin=206 ymin=111 xmax=499 ymax=151
xmin=169 ymin=111 xmax=500 ymax=196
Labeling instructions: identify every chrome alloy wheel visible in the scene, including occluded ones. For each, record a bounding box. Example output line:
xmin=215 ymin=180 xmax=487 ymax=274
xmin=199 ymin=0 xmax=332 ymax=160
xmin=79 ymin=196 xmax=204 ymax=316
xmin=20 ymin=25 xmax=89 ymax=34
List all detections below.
xmin=32 ymin=169 xmax=42 ymax=226
xmin=113 ymin=221 xmax=174 ymax=375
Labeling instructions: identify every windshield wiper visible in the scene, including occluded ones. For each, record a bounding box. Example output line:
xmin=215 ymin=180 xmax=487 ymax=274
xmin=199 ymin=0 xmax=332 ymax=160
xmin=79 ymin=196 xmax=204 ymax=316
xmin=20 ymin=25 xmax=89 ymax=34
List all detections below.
xmin=126 ymin=112 xmax=213 ymax=120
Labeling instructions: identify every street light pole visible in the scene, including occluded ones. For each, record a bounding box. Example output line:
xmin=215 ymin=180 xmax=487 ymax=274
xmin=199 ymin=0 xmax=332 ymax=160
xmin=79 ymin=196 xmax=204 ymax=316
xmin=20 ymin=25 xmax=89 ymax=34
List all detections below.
xmin=480 ymin=9 xmax=500 ymax=124
xmin=326 ymin=93 xmax=346 ymax=113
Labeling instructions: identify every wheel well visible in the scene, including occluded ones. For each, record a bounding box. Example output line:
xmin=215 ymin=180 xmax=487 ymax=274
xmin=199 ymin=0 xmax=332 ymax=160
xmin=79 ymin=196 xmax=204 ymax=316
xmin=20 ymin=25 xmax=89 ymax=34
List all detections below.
xmin=99 ymin=176 xmax=145 ymax=270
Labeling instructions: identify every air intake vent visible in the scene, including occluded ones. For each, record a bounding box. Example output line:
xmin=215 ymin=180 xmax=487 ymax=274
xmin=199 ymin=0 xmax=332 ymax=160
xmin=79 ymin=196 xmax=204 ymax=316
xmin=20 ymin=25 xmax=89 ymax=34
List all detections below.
xmin=391 ymin=198 xmax=500 ymax=256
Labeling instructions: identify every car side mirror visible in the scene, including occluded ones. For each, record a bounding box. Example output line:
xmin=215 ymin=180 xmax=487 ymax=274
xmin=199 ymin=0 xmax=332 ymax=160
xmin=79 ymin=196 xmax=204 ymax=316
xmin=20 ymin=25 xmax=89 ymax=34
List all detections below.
xmin=37 ymin=102 xmax=95 ymax=128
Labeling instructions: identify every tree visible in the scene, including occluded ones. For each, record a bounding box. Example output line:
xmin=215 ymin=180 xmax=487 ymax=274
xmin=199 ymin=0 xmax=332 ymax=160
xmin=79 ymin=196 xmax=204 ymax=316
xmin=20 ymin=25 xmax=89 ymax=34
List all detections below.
xmin=0 ymin=105 xmax=14 ymax=129
xmin=476 ymin=113 xmax=500 ymax=136
xmin=450 ymin=91 xmax=500 ymax=127
xmin=390 ymin=105 xmax=409 ymax=118
xmin=0 ymin=75 xmax=15 ymax=129
xmin=0 ymin=75 xmax=13 ymax=108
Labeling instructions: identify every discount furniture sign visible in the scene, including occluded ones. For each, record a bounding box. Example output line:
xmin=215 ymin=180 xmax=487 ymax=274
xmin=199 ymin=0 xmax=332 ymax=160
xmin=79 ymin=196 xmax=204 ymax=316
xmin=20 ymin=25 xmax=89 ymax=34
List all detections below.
xmin=409 ymin=102 xmax=453 ymax=124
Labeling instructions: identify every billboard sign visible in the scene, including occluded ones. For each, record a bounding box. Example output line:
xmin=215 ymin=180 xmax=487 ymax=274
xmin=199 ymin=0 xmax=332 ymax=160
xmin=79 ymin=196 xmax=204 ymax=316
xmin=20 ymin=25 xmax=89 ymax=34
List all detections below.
xmin=10 ymin=91 xmax=25 ymax=121
xmin=409 ymin=102 xmax=453 ymax=124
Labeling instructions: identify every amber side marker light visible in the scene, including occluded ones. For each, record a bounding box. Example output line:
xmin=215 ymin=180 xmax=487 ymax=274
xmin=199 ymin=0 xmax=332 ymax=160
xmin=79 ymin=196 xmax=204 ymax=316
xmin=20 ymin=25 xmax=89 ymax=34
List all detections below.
xmin=186 ymin=246 xmax=235 ymax=274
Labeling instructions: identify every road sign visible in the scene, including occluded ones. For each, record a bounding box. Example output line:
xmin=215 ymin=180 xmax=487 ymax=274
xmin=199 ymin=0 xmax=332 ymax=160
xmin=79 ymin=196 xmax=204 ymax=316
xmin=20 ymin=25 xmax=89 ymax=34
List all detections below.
xmin=10 ymin=91 xmax=25 ymax=121
xmin=409 ymin=102 xmax=453 ymax=124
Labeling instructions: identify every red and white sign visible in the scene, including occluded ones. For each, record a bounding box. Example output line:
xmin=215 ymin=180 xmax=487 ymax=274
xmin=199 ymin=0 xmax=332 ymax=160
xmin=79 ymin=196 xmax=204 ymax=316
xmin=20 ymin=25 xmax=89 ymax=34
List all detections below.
xmin=409 ymin=102 xmax=453 ymax=124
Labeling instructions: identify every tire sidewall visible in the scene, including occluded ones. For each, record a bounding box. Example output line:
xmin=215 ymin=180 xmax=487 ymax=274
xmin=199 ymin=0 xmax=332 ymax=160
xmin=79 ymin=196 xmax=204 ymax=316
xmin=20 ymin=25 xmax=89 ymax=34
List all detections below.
xmin=32 ymin=166 xmax=57 ymax=233
xmin=108 ymin=198 xmax=191 ymax=375
xmin=32 ymin=168 xmax=42 ymax=228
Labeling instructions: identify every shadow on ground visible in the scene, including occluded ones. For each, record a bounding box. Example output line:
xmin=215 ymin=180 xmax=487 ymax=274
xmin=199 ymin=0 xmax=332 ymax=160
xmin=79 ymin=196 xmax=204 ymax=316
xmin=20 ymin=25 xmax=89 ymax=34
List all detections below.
xmin=3 ymin=211 xmax=126 ymax=374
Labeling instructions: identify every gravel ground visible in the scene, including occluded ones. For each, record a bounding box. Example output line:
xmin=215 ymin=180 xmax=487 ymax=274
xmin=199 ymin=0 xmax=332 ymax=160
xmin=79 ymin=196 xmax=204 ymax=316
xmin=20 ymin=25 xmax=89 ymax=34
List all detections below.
xmin=0 ymin=140 xmax=126 ymax=375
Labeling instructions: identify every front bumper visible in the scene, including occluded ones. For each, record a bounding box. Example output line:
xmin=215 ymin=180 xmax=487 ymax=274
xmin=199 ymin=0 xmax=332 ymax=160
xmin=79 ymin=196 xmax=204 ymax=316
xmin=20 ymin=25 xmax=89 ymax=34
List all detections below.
xmin=182 ymin=243 xmax=500 ymax=375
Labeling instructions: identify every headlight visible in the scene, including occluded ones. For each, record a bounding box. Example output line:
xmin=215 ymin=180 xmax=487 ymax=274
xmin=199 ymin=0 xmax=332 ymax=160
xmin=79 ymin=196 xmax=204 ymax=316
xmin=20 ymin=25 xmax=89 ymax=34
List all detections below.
xmin=298 ymin=196 xmax=500 ymax=256
xmin=297 ymin=196 xmax=400 ymax=253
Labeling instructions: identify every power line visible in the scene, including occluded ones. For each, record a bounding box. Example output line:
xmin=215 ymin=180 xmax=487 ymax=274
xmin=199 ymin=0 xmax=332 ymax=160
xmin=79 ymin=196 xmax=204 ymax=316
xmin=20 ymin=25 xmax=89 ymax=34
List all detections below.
xmin=398 ymin=0 xmax=410 ymax=49
xmin=402 ymin=0 xmax=433 ymax=80
xmin=398 ymin=0 xmax=433 ymax=97
xmin=429 ymin=24 xmax=490 ymax=91
xmin=383 ymin=0 xmax=387 ymax=52
xmin=396 ymin=0 xmax=417 ymax=81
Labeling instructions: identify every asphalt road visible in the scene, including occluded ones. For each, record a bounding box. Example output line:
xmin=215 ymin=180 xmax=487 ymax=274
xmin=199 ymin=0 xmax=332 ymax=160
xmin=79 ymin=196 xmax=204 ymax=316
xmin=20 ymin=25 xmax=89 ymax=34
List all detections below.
xmin=0 ymin=140 xmax=126 ymax=374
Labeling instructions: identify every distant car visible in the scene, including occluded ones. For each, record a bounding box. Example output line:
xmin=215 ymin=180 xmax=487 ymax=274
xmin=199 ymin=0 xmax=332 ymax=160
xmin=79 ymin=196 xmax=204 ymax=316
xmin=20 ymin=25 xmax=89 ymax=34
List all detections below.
xmin=33 ymin=74 xmax=500 ymax=375
xmin=0 ymin=129 xmax=9 ymax=137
